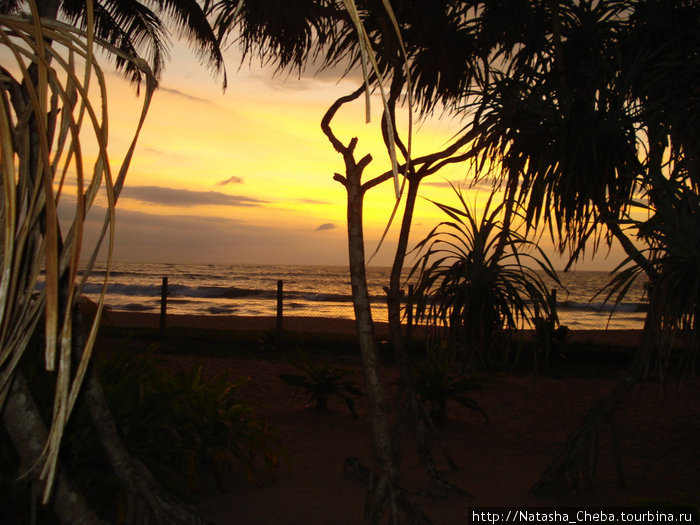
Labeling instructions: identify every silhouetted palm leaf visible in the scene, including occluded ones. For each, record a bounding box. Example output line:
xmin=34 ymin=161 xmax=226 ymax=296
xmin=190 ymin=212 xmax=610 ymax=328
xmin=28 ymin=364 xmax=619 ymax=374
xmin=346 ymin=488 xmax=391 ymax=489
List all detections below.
xmin=410 ymin=184 xmax=560 ymax=369
xmin=5 ymin=0 xmax=225 ymax=85
xmin=602 ymin=180 xmax=700 ymax=373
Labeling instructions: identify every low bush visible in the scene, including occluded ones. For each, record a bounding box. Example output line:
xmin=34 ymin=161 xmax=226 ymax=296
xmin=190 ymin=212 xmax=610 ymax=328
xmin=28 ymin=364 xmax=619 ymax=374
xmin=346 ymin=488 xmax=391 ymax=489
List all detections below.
xmin=279 ymin=349 xmax=362 ymax=417
xmin=2 ymin=340 xmax=285 ymax=523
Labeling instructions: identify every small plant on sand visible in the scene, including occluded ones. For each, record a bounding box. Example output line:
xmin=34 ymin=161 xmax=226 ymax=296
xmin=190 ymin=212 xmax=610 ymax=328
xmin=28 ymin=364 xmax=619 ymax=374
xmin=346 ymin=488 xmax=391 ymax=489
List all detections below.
xmin=279 ymin=350 xmax=362 ymax=417
xmin=414 ymin=350 xmax=487 ymax=427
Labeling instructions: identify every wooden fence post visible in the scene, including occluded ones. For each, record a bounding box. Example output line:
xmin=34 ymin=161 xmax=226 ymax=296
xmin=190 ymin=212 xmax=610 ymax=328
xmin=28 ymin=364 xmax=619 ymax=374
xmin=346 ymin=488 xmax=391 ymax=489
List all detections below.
xmin=276 ymin=279 xmax=284 ymax=335
xmin=406 ymin=284 xmax=414 ymax=341
xmin=160 ymin=276 xmax=168 ymax=338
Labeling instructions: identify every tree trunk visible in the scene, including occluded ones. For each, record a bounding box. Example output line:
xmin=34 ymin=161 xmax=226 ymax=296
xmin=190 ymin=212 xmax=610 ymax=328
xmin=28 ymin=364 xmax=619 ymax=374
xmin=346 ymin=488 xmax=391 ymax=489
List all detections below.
xmin=73 ymin=298 xmax=210 ymax=525
xmin=344 ymin=161 xmax=401 ymax=524
xmin=385 ymin=177 xmax=461 ymax=489
xmin=324 ymin=86 xmax=433 ymax=524
xmin=2 ymin=373 xmax=106 ymax=524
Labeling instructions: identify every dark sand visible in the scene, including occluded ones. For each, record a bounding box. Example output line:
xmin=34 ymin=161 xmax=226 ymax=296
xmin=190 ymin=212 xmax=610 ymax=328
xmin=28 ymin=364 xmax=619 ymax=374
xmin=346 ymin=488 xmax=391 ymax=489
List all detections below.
xmin=106 ymin=310 xmax=643 ymax=345
xmin=104 ymin=312 xmax=699 ymax=524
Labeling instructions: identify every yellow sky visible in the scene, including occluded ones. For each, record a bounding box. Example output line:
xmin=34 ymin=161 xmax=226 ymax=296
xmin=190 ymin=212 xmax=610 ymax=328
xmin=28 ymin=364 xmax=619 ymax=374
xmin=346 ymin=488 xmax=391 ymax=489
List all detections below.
xmin=79 ymin=41 xmax=627 ymax=270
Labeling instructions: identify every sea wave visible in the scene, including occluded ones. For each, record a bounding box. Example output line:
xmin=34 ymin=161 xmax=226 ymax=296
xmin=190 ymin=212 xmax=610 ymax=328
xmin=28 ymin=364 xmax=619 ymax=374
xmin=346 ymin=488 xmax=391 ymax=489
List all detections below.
xmin=561 ymin=300 xmax=647 ymax=313
xmin=55 ymin=280 xmax=649 ymax=314
xmin=44 ymin=263 xmax=649 ymax=329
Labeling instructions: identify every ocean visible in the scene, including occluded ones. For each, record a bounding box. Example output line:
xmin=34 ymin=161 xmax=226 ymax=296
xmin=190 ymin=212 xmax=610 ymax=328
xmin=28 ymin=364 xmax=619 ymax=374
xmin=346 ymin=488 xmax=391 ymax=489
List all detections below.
xmin=79 ymin=262 xmax=648 ymax=330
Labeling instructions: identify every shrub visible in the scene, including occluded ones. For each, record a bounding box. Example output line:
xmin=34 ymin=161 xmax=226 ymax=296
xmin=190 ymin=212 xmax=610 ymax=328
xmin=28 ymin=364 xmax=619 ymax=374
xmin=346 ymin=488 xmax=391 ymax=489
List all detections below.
xmin=1 ymin=340 xmax=286 ymax=523
xmin=93 ymin=343 xmax=285 ymax=492
xmin=411 ymin=186 xmax=561 ymax=370
xmin=414 ymin=351 xmax=487 ymax=427
xmin=279 ymin=350 xmax=362 ymax=417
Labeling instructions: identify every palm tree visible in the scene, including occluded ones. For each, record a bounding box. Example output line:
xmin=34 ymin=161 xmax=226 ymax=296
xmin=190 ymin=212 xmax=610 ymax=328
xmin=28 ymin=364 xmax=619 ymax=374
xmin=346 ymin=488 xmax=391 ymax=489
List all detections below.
xmin=468 ymin=0 xmax=639 ymax=257
xmin=461 ymin=0 xmax=700 ymax=491
xmin=1 ymin=0 xmax=225 ymax=85
xmin=0 ymin=0 xmax=227 ymax=522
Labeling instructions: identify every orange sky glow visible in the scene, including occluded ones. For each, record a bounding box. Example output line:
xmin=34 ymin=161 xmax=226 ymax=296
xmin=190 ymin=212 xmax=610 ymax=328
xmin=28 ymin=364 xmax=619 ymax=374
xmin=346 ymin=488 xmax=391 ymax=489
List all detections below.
xmin=57 ymin=40 xmax=628 ymax=271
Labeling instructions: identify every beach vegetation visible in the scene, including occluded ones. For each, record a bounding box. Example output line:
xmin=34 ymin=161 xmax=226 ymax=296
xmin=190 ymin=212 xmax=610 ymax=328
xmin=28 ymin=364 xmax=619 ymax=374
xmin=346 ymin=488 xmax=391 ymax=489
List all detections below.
xmin=315 ymin=4 xmax=494 ymax=518
xmin=2 ymin=340 xmax=285 ymax=523
xmin=413 ymin=351 xmax=486 ymax=427
xmin=312 ymin=0 xmax=699 ymax=502
xmin=1 ymin=0 xmax=224 ymax=521
xmin=462 ymin=0 xmax=700 ymax=493
xmin=3 ymin=0 xmax=695 ymax=522
xmin=279 ymin=349 xmax=363 ymax=417
xmin=93 ymin=342 xmax=285 ymax=491
xmin=410 ymin=187 xmax=561 ymax=371
xmin=602 ymin=178 xmax=700 ymax=376
xmin=533 ymin=316 xmax=571 ymax=367
xmin=0 ymin=2 xmax=159 ymax=520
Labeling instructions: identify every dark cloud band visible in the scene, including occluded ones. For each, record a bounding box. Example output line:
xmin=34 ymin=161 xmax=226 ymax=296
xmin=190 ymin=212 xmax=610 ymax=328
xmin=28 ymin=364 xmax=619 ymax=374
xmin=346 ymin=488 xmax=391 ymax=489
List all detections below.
xmin=121 ymin=185 xmax=265 ymax=207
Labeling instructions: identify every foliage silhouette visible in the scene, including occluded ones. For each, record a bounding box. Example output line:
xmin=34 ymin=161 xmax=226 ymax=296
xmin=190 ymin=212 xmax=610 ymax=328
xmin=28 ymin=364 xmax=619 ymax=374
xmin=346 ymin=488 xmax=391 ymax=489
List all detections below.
xmin=411 ymin=185 xmax=560 ymax=370
xmin=413 ymin=351 xmax=486 ymax=427
xmin=2 ymin=340 xmax=285 ymax=523
xmin=279 ymin=349 xmax=363 ymax=417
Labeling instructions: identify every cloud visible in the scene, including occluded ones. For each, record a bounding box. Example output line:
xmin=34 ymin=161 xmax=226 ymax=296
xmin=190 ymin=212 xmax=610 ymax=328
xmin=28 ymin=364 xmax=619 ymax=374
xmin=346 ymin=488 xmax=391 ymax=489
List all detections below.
xmin=217 ymin=176 xmax=245 ymax=186
xmin=113 ymin=208 xmax=243 ymax=229
xmin=120 ymin=185 xmax=266 ymax=207
xmin=246 ymin=52 xmax=364 ymax=93
xmin=422 ymin=177 xmax=503 ymax=190
xmin=298 ymin=198 xmax=331 ymax=205
xmin=78 ymin=205 xmax=355 ymax=265
xmin=61 ymin=199 xmax=404 ymax=266
xmin=159 ymin=86 xmax=214 ymax=105
xmin=315 ymin=223 xmax=336 ymax=231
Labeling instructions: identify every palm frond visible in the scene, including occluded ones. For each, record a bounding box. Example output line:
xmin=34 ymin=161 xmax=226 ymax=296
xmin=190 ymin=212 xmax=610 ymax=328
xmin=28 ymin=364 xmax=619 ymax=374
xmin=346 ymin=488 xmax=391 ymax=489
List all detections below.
xmin=411 ymin=185 xmax=561 ymax=369
xmin=0 ymin=3 xmax=156 ymax=500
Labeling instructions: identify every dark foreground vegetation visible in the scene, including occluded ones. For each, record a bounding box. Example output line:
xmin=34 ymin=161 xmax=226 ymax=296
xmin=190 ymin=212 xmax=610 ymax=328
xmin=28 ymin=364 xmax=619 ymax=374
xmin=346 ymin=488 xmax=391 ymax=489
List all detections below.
xmin=3 ymin=322 xmax=694 ymax=524
xmin=100 ymin=323 xmax=641 ymax=378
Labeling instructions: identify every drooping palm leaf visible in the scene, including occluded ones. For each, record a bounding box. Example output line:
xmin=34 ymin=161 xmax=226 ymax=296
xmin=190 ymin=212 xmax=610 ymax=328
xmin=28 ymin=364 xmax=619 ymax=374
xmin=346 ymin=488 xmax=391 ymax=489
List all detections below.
xmin=0 ymin=2 xmax=156 ymax=500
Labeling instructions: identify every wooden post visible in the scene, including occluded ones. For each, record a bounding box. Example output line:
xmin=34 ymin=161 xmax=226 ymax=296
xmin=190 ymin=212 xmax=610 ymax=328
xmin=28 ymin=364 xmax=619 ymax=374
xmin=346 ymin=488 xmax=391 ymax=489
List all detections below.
xmin=406 ymin=284 xmax=414 ymax=341
xmin=160 ymin=277 xmax=168 ymax=338
xmin=276 ymin=279 xmax=283 ymax=335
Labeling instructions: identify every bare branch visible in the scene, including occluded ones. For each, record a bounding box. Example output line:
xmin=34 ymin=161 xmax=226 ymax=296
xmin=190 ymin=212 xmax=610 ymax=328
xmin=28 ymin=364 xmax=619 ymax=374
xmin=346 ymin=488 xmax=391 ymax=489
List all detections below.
xmin=321 ymin=84 xmax=366 ymax=154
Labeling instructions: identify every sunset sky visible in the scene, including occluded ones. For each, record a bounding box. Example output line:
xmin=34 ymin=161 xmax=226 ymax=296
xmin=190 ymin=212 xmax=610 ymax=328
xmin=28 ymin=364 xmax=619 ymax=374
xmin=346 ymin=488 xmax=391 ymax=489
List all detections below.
xmin=80 ymin=40 xmax=626 ymax=271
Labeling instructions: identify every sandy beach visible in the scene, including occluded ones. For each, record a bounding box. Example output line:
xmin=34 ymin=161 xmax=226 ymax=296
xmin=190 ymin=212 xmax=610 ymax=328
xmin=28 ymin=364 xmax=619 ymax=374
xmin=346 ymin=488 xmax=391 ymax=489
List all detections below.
xmin=101 ymin=312 xmax=699 ymax=524
xmin=105 ymin=310 xmax=644 ymax=346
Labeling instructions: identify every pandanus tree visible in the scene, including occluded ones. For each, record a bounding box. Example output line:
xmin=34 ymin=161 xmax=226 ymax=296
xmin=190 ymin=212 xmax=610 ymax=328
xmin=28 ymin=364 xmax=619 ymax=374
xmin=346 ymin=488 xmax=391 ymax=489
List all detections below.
xmin=216 ymin=2 xmax=494 ymax=522
xmin=0 ymin=4 xmax=155 ymax=521
xmin=316 ymin=4 xmax=500 ymax=522
xmin=0 ymin=0 xmax=227 ymax=522
xmin=461 ymin=0 xmax=700 ymax=491
xmin=410 ymin=187 xmax=559 ymax=371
